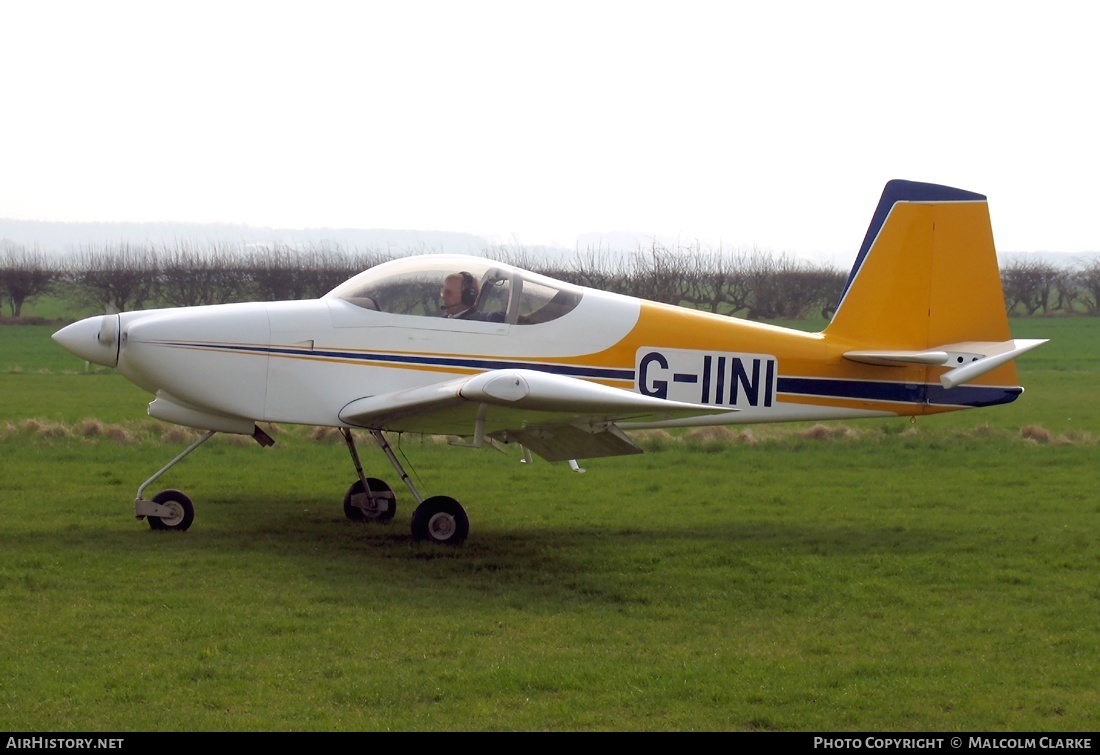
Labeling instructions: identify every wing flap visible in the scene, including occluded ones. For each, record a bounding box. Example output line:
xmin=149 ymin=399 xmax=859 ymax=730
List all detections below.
xmin=507 ymin=423 xmax=643 ymax=462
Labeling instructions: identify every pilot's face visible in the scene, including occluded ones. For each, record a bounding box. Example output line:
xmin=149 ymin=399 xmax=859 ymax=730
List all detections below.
xmin=440 ymin=277 xmax=463 ymax=311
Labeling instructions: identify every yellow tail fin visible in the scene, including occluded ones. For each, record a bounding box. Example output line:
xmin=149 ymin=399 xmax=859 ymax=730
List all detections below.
xmin=825 ymin=180 xmax=1011 ymax=350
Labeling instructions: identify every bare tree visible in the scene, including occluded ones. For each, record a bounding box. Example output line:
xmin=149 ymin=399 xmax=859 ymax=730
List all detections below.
xmin=242 ymin=245 xmax=307 ymax=301
xmin=678 ymin=248 xmax=735 ymax=314
xmin=561 ymin=248 xmax=632 ymax=292
xmin=741 ymin=253 xmax=843 ymax=320
xmin=1 ymin=242 xmax=58 ymax=317
xmin=1001 ymin=257 xmax=1061 ymax=315
xmin=1073 ymin=258 xmax=1100 ymax=315
xmin=716 ymin=247 xmax=772 ymax=317
xmin=67 ymin=243 xmax=159 ymax=312
xmin=1051 ymin=267 xmax=1080 ymax=314
xmin=649 ymin=244 xmax=699 ymax=304
xmin=158 ymin=241 xmax=247 ymax=307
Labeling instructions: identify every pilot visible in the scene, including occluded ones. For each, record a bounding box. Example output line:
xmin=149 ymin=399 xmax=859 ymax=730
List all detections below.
xmin=440 ymin=271 xmax=481 ymax=319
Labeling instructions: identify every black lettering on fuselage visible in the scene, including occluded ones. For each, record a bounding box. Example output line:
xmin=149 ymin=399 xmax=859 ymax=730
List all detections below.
xmin=635 ymin=348 xmax=777 ymax=408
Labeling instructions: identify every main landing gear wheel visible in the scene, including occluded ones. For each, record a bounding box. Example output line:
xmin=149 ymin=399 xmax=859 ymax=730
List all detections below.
xmin=411 ymin=496 xmax=469 ymax=546
xmin=147 ymin=489 xmax=195 ymax=531
xmin=343 ymin=477 xmax=396 ymax=523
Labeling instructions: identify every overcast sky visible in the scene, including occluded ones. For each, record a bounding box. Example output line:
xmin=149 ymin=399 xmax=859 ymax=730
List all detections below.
xmin=1 ymin=0 xmax=1096 ymax=266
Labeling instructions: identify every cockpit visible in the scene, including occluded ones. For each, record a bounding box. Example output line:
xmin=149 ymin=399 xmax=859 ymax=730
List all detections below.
xmin=325 ymin=256 xmax=582 ymax=326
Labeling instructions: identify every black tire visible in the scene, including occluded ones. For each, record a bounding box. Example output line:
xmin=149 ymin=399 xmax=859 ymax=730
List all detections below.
xmin=147 ymin=489 xmax=195 ymax=531
xmin=411 ymin=496 xmax=469 ymax=545
xmin=343 ymin=478 xmax=396 ymax=523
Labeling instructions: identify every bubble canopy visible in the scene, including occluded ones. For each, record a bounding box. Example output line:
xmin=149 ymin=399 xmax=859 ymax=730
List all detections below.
xmin=325 ymin=255 xmax=582 ymax=325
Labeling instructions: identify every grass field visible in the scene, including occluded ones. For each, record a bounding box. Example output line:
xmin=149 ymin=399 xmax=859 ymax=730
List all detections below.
xmin=0 ymin=317 xmax=1097 ymax=731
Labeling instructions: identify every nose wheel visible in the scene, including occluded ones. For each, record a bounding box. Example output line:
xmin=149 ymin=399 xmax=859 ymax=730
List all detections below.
xmin=134 ymin=430 xmax=216 ymax=531
xmin=146 ymin=489 xmax=195 ymax=531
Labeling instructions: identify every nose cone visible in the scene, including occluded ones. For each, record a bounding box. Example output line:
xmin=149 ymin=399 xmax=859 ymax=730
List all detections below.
xmin=52 ymin=314 xmax=121 ymax=367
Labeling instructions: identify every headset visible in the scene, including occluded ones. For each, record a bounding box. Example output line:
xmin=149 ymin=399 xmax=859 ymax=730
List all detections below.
xmin=459 ymin=271 xmax=477 ymax=306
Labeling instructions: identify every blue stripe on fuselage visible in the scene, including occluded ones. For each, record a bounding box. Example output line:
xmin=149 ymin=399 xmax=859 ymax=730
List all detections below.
xmin=779 ymin=377 xmax=1022 ymax=408
xmin=156 ymin=341 xmax=1021 ymax=409
xmin=155 ymin=340 xmax=637 ymax=382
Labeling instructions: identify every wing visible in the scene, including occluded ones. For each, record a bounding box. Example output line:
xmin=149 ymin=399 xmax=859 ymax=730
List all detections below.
xmin=338 ymin=369 xmax=735 ymax=462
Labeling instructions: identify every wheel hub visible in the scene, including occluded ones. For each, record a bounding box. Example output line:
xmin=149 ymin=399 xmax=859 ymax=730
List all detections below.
xmin=427 ymin=513 xmax=456 ymax=540
xmin=160 ymin=502 xmax=184 ymax=527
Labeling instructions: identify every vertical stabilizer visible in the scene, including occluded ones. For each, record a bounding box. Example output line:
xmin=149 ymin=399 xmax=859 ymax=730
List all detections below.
xmin=825 ymin=180 xmax=1011 ymax=351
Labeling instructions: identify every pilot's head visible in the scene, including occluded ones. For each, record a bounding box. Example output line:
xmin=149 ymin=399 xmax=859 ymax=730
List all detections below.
xmin=441 ymin=272 xmax=476 ymax=315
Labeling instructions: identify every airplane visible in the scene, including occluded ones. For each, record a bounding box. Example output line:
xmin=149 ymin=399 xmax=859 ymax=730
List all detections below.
xmin=52 ymin=180 xmax=1046 ymax=545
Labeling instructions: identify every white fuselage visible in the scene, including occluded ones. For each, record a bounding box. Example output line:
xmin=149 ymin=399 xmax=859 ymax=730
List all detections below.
xmin=56 ymin=288 xmax=649 ymax=433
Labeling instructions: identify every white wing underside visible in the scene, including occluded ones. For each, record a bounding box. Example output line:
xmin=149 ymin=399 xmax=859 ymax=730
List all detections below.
xmin=338 ymin=369 xmax=734 ymax=462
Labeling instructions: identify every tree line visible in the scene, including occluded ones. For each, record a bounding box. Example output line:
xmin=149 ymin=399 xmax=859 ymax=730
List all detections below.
xmin=2 ymin=239 xmax=1098 ymax=320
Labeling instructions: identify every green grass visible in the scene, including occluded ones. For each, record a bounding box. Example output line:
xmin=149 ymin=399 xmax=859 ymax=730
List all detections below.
xmin=1 ymin=323 xmax=90 ymax=374
xmin=0 ymin=317 xmax=1097 ymax=731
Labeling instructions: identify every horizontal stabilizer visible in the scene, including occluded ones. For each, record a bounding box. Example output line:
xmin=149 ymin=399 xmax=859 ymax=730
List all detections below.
xmin=844 ymin=339 xmax=1047 ymax=388
xmin=843 ymin=350 xmax=951 ymax=366
xmin=938 ymin=339 xmax=1047 ymax=388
